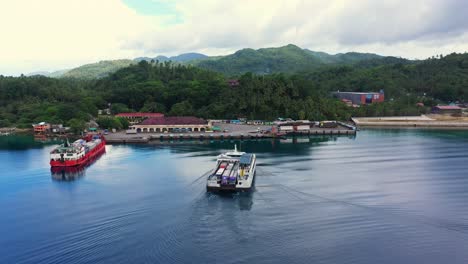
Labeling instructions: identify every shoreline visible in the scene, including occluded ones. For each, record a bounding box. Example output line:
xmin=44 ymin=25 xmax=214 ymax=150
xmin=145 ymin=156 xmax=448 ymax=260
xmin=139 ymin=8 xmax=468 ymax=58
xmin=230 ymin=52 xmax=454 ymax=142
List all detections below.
xmin=352 ymin=115 xmax=468 ymax=130
xmin=357 ymin=125 xmax=468 ymax=130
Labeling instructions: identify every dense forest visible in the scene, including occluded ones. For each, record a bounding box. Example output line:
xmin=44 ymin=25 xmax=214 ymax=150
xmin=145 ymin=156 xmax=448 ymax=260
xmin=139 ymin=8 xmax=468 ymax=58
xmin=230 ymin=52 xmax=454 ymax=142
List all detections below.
xmin=189 ymin=44 xmax=410 ymax=75
xmin=1 ymin=52 xmax=468 ymax=130
xmin=32 ymin=44 xmax=409 ymax=79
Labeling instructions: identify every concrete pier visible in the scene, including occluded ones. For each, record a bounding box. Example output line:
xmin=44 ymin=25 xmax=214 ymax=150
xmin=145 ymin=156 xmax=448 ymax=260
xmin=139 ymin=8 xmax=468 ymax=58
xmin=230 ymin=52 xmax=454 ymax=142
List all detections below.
xmin=104 ymin=123 xmax=356 ymax=144
xmin=352 ymin=115 xmax=468 ymax=129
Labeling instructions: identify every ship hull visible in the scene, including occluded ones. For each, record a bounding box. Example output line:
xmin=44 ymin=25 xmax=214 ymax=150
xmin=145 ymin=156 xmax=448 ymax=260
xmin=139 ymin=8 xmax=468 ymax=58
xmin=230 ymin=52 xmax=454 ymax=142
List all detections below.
xmin=50 ymin=138 xmax=106 ymax=167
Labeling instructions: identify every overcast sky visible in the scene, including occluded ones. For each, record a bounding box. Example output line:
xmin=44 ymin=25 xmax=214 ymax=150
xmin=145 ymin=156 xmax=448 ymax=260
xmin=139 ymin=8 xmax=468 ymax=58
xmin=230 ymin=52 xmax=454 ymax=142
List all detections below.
xmin=1 ymin=0 xmax=468 ymax=76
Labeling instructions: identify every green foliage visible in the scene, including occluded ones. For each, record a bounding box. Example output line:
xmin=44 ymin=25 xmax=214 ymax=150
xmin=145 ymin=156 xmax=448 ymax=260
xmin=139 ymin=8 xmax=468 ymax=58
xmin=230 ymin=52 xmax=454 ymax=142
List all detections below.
xmin=140 ymin=101 xmax=166 ymax=113
xmin=1 ymin=52 xmax=467 ymax=130
xmin=0 ymin=119 xmax=11 ymax=127
xmin=96 ymin=117 xmax=123 ymax=130
xmin=116 ymin=117 xmax=129 ymax=129
xmin=62 ymin=60 xmax=135 ymax=79
xmin=68 ymin=118 xmax=86 ymax=134
xmin=169 ymin=101 xmax=194 ymax=116
xmin=36 ymin=45 xmax=408 ymax=80
xmin=189 ymin=44 xmax=410 ymax=76
xmin=110 ymin=103 xmax=132 ymax=115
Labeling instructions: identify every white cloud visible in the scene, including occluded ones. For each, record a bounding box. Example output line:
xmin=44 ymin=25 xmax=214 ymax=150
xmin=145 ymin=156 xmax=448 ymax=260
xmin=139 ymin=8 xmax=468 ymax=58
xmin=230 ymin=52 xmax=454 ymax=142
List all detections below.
xmin=0 ymin=0 xmax=158 ymax=75
xmin=1 ymin=0 xmax=468 ymax=75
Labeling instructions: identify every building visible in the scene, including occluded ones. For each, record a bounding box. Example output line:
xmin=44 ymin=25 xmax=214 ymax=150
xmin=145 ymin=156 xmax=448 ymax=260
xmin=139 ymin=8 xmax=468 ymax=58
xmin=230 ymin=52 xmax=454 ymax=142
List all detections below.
xmin=228 ymin=79 xmax=240 ymax=87
xmin=278 ymin=121 xmax=312 ymax=132
xmin=98 ymin=108 xmax=111 ymax=115
xmin=32 ymin=122 xmax=51 ymax=134
xmin=51 ymin=124 xmax=67 ymax=134
xmin=333 ymin=90 xmax=385 ymax=105
xmin=431 ymin=105 xmax=462 ymax=115
xmin=115 ymin=112 xmax=164 ymax=125
xmin=129 ymin=116 xmax=211 ymax=133
xmin=340 ymin=98 xmax=353 ymax=107
xmin=247 ymin=120 xmax=265 ymax=125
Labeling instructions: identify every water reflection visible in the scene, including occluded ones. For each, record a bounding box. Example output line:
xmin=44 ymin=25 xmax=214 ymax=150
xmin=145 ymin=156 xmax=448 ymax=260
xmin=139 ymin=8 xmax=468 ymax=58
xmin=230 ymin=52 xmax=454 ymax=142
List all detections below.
xmin=158 ymin=135 xmax=354 ymax=157
xmin=4 ymin=130 xmax=468 ymax=263
xmin=51 ymin=166 xmax=86 ymax=181
xmin=207 ymin=190 xmax=255 ymax=211
xmin=50 ymin=150 xmax=106 ymax=181
xmin=0 ymin=134 xmax=46 ymax=150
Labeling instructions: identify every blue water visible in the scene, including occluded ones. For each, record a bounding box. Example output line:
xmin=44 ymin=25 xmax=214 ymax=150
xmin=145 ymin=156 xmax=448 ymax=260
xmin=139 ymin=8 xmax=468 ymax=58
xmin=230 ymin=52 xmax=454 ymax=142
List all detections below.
xmin=1 ymin=130 xmax=468 ymax=263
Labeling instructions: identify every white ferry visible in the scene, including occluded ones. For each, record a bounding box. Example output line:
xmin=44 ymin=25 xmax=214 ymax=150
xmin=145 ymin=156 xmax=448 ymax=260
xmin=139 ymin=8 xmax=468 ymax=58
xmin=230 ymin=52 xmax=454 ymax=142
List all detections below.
xmin=207 ymin=145 xmax=256 ymax=191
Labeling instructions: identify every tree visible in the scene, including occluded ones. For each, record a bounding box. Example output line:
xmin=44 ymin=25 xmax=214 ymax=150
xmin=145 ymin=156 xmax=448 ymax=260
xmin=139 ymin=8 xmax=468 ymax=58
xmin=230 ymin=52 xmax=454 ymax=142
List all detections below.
xmin=140 ymin=101 xmax=166 ymax=113
xmin=68 ymin=118 xmax=85 ymax=134
xmin=0 ymin=119 xmax=11 ymax=128
xmin=110 ymin=103 xmax=131 ymax=115
xmin=169 ymin=101 xmax=194 ymax=116
xmin=96 ymin=117 xmax=123 ymax=129
xmin=116 ymin=117 xmax=129 ymax=129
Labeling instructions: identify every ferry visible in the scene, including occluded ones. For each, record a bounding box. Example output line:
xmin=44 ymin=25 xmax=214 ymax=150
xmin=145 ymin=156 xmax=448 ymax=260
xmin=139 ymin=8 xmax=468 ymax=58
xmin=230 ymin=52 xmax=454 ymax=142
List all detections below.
xmin=50 ymin=134 xmax=106 ymax=167
xmin=207 ymin=145 xmax=256 ymax=191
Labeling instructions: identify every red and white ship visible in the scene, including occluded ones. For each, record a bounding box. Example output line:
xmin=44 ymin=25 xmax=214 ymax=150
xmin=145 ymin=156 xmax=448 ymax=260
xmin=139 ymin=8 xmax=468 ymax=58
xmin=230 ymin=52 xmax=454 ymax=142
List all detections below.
xmin=50 ymin=134 xmax=106 ymax=167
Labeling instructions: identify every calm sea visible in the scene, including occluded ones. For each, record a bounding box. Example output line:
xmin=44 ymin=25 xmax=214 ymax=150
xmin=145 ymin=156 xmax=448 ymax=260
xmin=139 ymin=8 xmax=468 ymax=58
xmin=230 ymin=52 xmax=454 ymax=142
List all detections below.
xmin=1 ymin=130 xmax=468 ymax=264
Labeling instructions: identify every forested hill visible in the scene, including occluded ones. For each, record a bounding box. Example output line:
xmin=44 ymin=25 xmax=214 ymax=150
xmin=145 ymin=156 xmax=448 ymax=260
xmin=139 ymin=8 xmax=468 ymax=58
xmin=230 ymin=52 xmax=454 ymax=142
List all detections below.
xmin=135 ymin=53 xmax=208 ymax=63
xmin=26 ymin=44 xmax=409 ymax=79
xmin=61 ymin=60 xmax=135 ymax=79
xmin=189 ymin=44 xmax=410 ymax=75
xmin=305 ymin=52 xmax=468 ymax=102
xmin=1 ymin=53 xmax=468 ymax=130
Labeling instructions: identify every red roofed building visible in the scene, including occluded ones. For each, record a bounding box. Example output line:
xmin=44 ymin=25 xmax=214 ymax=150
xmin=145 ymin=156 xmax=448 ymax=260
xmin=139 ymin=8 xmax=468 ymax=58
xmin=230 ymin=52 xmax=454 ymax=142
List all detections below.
xmin=115 ymin=112 xmax=164 ymax=125
xmin=32 ymin=122 xmax=51 ymax=134
xmin=228 ymin=79 xmax=240 ymax=87
xmin=129 ymin=116 xmax=212 ymax=133
xmin=431 ymin=105 xmax=462 ymax=115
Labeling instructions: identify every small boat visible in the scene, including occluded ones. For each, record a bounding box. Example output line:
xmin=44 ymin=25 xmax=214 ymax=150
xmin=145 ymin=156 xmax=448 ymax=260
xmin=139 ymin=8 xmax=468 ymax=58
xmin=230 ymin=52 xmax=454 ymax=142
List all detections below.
xmin=50 ymin=134 xmax=106 ymax=167
xmin=207 ymin=145 xmax=256 ymax=191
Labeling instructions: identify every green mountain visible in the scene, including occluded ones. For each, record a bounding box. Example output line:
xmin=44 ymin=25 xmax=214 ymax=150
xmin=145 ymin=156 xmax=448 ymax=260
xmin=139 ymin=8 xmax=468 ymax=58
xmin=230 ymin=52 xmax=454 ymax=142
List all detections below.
xmin=189 ymin=44 xmax=410 ymax=75
xmin=61 ymin=60 xmax=135 ymax=79
xmin=135 ymin=52 xmax=208 ymax=62
xmin=304 ymin=50 xmax=383 ymax=64
xmin=27 ymin=69 xmax=69 ymax=78
xmin=189 ymin=44 xmax=323 ymax=75
xmin=25 ymin=45 xmax=410 ymax=79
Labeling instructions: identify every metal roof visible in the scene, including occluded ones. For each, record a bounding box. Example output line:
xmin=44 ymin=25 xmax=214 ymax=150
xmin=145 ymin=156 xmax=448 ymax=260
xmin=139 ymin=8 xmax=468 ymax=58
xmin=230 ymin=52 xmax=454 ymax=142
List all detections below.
xmin=334 ymin=91 xmax=382 ymax=95
xmin=240 ymin=153 xmax=253 ymax=165
xmin=139 ymin=116 xmax=207 ymax=125
xmin=433 ymin=105 xmax=462 ymax=110
xmin=116 ymin=113 xmax=164 ymax=118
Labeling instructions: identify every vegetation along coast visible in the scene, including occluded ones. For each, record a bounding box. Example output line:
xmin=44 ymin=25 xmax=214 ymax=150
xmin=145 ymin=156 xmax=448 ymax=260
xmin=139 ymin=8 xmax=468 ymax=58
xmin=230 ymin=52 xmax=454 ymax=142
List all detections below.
xmin=1 ymin=45 xmax=468 ymax=137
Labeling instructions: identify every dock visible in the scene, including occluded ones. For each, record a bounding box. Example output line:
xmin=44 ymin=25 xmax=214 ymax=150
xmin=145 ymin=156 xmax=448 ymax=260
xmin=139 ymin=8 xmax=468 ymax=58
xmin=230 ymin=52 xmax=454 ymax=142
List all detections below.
xmin=104 ymin=122 xmax=356 ymax=144
xmin=352 ymin=115 xmax=468 ymax=129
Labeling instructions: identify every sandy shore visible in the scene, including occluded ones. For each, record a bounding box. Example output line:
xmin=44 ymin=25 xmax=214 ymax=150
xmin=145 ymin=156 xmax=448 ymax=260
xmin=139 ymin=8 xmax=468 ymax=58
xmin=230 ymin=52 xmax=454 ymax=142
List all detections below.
xmin=352 ymin=115 xmax=468 ymax=129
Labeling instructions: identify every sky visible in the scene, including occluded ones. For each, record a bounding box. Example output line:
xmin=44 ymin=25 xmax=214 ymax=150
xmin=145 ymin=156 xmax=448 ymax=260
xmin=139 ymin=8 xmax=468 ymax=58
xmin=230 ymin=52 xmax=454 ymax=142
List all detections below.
xmin=1 ymin=0 xmax=468 ymax=76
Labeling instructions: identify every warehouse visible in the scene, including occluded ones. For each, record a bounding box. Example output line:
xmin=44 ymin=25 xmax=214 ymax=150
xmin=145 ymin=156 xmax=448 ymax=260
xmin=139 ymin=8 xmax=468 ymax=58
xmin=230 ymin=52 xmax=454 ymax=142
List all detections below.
xmin=333 ymin=90 xmax=385 ymax=105
xmin=278 ymin=121 xmax=311 ymax=132
xmin=115 ymin=112 xmax=164 ymax=125
xmin=431 ymin=105 xmax=462 ymax=115
xmin=129 ymin=116 xmax=211 ymax=133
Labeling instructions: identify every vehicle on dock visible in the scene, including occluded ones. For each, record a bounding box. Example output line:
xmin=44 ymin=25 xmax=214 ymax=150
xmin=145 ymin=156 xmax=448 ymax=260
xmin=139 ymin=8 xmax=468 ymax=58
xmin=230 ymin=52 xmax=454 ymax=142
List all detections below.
xmin=50 ymin=134 xmax=106 ymax=167
xmin=207 ymin=145 xmax=257 ymax=192
xmin=319 ymin=121 xmax=338 ymax=128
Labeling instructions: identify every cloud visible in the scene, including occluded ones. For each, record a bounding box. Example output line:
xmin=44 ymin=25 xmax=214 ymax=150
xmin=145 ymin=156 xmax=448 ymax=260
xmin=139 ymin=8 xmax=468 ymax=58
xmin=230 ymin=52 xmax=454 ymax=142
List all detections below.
xmin=126 ymin=0 xmax=468 ymax=58
xmin=0 ymin=0 xmax=159 ymax=75
xmin=1 ymin=0 xmax=468 ymax=75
